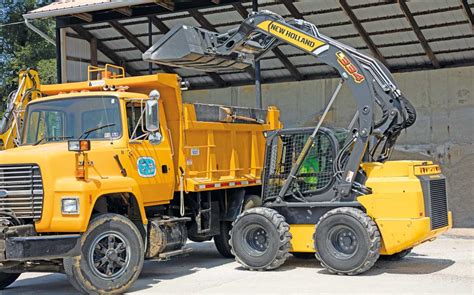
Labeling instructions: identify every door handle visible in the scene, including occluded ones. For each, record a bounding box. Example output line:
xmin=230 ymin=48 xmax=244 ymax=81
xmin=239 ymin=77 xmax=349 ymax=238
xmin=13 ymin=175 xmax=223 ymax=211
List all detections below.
xmin=162 ymin=165 xmax=169 ymax=174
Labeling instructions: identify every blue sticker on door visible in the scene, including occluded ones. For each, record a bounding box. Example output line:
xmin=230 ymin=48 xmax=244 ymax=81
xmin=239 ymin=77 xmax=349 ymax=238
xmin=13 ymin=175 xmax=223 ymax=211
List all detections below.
xmin=137 ymin=157 xmax=156 ymax=177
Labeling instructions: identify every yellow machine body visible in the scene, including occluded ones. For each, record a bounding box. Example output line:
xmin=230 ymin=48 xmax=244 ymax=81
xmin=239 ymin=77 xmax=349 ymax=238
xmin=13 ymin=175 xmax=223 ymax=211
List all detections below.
xmin=289 ymin=160 xmax=452 ymax=254
xmin=0 ymin=67 xmax=281 ymax=233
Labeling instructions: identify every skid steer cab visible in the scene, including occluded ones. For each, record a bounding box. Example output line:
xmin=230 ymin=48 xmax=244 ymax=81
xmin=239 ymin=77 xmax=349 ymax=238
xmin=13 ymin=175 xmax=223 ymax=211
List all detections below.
xmin=0 ymin=65 xmax=282 ymax=293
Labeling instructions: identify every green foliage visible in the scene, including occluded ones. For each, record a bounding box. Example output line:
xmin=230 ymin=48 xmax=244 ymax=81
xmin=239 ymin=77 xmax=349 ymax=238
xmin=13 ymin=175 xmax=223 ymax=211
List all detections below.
xmin=1 ymin=0 xmax=55 ymax=102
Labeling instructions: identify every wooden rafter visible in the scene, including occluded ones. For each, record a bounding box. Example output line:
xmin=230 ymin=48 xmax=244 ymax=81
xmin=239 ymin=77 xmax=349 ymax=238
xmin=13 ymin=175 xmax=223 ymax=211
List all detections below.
xmin=73 ymin=13 xmax=93 ymax=22
xmin=339 ymin=0 xmax=388 ymax=66
xmin=109 ymin=20 xmax=175 ymax=73
xmin=114 ymin=7 xmax=133 ymax=17
xmin=233 ymin=2 xmax=302 ymax=80
xmin=460 ymin=0 xmax=474 ymax=30
xmin=398 ymin=0 xmax=440 ymax=68
xmin=72 ymin=26 xmax=140 ymax=76
xmin=188 ymin=8 xmax=215 ymax=31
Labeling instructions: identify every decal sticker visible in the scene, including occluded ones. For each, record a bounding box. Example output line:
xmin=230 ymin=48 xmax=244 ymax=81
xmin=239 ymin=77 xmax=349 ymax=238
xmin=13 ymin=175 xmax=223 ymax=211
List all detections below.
xmin=257 ymin=20 xmax=326 ymax=53
xmin=137 ymin=157 xmax=156 ymax=178
xmin=186 ymin=159 xmax=193 ymax=166
xmin=88 ymin=80 xmax=105 ymax=87
xmin=191 ymin=148 xmax=200 ymax=156
xmin=336 ymin=51 xmax=365 ymax=83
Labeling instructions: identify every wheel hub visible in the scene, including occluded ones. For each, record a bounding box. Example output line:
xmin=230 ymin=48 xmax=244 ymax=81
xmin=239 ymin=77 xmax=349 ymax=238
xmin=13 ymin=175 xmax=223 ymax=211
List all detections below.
xmin=243 ymin=225 xmax=269 ymax=255
xmin=89 ymin=232 xmax=130 ymax=280
xmin=328 ymin=225 xmax=359 ymax=258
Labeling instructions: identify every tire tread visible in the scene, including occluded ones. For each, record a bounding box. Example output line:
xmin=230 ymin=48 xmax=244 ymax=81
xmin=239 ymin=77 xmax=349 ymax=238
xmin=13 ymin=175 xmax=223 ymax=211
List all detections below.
xmin=230 ymin=207 xmax=292 ymax=271
xmin=314 ymin=207 xmax=381 ymax=275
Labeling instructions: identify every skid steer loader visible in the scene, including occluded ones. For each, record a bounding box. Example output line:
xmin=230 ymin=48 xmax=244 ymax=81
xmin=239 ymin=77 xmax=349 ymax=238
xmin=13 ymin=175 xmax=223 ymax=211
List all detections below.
xmin=144 ymin=10 xmax=451 ymax=275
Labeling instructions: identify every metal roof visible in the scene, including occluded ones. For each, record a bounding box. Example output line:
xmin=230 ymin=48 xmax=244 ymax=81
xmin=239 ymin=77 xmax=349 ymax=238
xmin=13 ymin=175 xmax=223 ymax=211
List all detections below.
xmin=29 ymin=0 xmax=474 ymax=89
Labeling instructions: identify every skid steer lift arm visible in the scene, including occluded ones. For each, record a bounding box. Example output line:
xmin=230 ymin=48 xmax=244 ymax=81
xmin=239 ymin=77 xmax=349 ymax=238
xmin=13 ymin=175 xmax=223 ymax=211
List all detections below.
xmin=144 ymin=10 xmax=416 ymax=198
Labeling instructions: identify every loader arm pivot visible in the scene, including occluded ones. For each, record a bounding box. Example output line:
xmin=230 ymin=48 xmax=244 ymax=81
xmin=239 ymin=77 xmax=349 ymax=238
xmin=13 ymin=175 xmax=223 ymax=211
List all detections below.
xmin=144 ymin=10 xmax=416 ymax=198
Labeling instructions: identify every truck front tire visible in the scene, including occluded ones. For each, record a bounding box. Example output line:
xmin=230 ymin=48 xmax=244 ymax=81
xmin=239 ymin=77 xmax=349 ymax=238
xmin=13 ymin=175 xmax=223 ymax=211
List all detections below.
xmin=64 ymin=214 xmax=144 ymax=294
xmin=0 ymin=272 xmax=20 ymax=290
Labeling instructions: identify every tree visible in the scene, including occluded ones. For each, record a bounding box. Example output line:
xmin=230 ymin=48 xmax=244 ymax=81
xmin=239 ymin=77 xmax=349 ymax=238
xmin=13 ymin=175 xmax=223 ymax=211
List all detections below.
xmin=0 ymin=0 xmax=55 ymax=103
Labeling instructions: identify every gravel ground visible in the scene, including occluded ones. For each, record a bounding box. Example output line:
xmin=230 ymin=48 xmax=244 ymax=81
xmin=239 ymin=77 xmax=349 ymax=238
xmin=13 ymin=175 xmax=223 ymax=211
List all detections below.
xmin=4 ymin=231 xmax=473 ymax=294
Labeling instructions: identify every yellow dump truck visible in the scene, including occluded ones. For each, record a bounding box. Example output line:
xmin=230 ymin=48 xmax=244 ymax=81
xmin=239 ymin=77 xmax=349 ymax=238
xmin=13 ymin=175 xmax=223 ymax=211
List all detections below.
xmin=0 ymin=65 xmax=280 ymax=293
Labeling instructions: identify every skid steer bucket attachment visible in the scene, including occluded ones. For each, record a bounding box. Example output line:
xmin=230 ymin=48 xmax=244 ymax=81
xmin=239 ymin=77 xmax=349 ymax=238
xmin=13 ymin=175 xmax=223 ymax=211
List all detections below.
xmin=143 ymin=25 xmax=251 ymax=72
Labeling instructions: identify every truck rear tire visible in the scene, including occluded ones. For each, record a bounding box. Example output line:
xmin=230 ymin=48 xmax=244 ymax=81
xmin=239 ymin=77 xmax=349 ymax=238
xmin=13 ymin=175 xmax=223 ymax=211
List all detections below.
xmin=64 ymin=214 xmax=144 ymax=294
xmin=214 ymin=221 xmax=233 ymax=258
xmin=0 ymin=273 xmax=20 ymax=290
xmin=314 ymin=207 xmax=381 ymax=275
xmin=213 ymin=194 xmax=263 ymax=259
xmin=230 ymin=207 xmax=291 ymax=271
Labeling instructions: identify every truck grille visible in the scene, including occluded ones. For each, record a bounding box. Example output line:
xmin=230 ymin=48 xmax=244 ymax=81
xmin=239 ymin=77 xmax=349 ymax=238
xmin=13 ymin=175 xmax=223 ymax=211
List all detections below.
xmin=0 ymin=164 xmax=43 ymax=220
xmin=428 ymin=178 xmax=449 ymax=230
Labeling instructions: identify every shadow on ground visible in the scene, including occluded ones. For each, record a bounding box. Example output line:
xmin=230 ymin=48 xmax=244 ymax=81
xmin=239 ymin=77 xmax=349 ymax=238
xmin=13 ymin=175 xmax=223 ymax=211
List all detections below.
xmin=234 ymin=250 xmax=455 ymax=276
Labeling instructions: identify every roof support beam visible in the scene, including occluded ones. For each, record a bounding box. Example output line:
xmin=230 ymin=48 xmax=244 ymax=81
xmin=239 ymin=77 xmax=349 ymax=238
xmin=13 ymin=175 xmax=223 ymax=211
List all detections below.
xmin=339 ymin=0 xmax=389 ymax=66
xmin=233 ymin=2 xmax=302 ymax=80
xmin=109 ymin=20 xmax=175 ymax=73
xmin=73 ymin=13 xmax=93 ymax=22
xmin=114 ymin=7 xmax=133 ymax=17
xmin=280 ymin=0 xmax=304 ymax=19
xmin=460 ymin=0 xmax=474 ymax=30
xmin=148 ymin=16 xmax=170 ymax=34
xmin=188 ymin=8 xmax=216 ymax=31
xmin=398 ymin=0 xmax=440 ymax=68
xmin=72 ymin=26 xmax=140 ymax=77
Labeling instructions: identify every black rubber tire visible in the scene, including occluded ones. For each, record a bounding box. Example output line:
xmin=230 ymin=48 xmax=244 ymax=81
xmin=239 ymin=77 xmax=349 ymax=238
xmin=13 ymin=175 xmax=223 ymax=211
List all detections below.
xmin=64 ymin=214 xmax=144 ymax=294
xmin=379 ymin=248 xmax=412 ymax=261
xmin=213 ymin=194 xmax=263 ymax=258
xmin=214 ymin=221 xmax=234 ymax=258
xmin=314 ymin=207 xmax=381 ymax=275
xmin=292 ymin=252 xmax=316 ymax=259
xmin=0 ymin=273 xmax=20 ymax=290
xmin=230 ymin=207 xmax=292 ymax=271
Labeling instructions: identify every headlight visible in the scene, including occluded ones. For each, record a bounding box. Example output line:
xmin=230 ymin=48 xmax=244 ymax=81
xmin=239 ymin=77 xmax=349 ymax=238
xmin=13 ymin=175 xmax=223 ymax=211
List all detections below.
xmin=68 ymin=140 xmax=90 ymax=152
xmin=62 ymin=197 xmax=80 ymax=215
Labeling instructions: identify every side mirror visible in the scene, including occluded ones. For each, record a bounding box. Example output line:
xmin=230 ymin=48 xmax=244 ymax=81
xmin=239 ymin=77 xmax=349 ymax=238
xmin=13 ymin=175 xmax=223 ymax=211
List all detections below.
xmin=145 ymin=90 xmax=160 ymax=132
xmin=145 ymin=90 xmax=162 ymax=144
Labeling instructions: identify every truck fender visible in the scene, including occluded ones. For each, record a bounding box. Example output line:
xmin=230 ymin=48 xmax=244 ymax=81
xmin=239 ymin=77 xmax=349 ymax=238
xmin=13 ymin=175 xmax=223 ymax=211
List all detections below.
xmin=222 ymin=189 xmax=246 ymax=222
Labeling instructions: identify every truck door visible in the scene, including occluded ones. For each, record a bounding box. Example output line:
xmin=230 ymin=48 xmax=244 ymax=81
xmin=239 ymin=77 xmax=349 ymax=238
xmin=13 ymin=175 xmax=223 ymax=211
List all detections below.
xmin=126 ymin=101 xmax=175 ymax=206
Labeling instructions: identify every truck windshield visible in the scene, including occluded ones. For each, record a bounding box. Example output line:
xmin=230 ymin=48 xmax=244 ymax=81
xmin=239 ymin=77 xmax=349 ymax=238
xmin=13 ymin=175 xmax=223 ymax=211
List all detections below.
xmin=22 ymin=96 xmax=122 ymax=145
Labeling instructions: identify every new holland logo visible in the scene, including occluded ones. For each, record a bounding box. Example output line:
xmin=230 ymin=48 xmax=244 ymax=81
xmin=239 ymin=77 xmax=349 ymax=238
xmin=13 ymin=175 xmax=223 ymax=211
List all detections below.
xmin=336 ymin=51 xmax=365 ymax=83
xmin=0 ymin=190 xmax=7 ymax=198
xmin=257 ymin=20 xmax=326 ymax=52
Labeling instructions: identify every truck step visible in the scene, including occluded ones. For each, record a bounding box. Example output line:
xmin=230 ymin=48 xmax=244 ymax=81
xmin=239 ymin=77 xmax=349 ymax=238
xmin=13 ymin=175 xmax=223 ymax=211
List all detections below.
xmin=157 ymin=247 xmax=193 ymax=261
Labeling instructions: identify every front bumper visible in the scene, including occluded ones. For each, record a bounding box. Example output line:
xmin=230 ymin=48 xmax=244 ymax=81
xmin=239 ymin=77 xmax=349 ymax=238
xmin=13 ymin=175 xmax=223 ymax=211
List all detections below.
xmin=0 ymin=225 xmax=81 ymax=262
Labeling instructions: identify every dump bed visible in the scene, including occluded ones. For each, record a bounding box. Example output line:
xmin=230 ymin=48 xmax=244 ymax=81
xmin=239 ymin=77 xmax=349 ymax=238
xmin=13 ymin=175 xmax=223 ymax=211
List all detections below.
xmin=181 ymin=102 xmax=281 ymax=192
